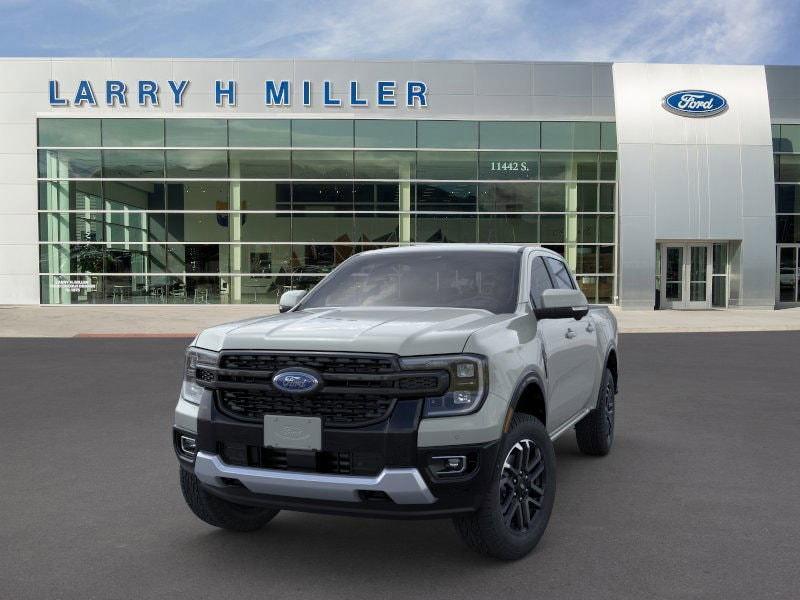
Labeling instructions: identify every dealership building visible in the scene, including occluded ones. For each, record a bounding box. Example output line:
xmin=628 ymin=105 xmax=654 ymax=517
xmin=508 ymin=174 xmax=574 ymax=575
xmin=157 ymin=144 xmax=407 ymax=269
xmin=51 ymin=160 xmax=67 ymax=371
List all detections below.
xmin=0 ymin=58 xmax=799 ymax=309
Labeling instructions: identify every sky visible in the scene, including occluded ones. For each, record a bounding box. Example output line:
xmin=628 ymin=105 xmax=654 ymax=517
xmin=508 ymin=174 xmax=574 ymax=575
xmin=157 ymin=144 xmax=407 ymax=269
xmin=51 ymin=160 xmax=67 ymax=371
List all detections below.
xmin=0 ymin=0 xmax=798 ymax=65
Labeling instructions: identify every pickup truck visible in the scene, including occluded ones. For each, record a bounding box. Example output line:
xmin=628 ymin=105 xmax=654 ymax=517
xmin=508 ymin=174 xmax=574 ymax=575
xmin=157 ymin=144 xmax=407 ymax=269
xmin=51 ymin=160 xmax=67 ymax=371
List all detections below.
xmin=174 ymin=244 xmax=618 ymax=560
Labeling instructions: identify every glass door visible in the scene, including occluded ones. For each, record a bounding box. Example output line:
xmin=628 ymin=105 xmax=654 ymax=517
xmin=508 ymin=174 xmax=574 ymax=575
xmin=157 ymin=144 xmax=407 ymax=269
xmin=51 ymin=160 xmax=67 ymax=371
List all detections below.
xmin=661 ymin=245 xmax=684 ymax=309
xmin=778 ymin=245 xmax=799 ymax=304
xmin=659 ymin=243 xmax=713 ymax=309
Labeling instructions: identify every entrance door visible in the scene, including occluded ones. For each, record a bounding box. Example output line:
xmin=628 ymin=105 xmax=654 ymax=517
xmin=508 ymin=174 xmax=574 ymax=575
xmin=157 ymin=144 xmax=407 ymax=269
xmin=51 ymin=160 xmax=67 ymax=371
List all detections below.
xmin=777 ymin=245 xmax=799 ymax=304
xmin=659 ymin=243 xmax=712 ymax=309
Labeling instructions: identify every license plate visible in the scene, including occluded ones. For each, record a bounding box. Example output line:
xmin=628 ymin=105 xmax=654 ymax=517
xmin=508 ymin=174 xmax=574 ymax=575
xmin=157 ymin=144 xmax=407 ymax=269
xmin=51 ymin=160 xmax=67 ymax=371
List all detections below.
xmin=263 ymin=415 xmax=322 ymax=451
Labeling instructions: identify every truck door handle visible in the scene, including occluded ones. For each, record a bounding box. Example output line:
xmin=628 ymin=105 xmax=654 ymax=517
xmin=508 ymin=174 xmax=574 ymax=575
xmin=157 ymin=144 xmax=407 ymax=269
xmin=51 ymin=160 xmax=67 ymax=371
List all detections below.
xmin=565 ymin=328 xmax=577 ymax=339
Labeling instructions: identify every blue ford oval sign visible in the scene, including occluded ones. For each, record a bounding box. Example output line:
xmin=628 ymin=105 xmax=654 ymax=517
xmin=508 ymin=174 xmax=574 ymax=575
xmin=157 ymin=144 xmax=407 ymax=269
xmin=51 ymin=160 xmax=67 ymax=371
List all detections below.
xmin=272 ymin=369 xmax=321 ymax=394
xmin=662 ymin=90 xmax=728 ymax=117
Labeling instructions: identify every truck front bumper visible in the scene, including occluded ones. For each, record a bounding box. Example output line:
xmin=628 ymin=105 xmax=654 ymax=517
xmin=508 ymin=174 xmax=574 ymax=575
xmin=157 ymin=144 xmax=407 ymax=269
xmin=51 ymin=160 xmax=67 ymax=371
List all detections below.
xmin=174 ymin=389 xmax=500 ymax=519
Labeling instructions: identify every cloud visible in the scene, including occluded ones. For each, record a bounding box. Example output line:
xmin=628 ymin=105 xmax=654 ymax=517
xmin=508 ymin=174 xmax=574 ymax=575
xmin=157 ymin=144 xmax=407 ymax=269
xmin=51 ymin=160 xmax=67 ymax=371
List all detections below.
xmin=0 ymin=0 xmax=796 ymax=65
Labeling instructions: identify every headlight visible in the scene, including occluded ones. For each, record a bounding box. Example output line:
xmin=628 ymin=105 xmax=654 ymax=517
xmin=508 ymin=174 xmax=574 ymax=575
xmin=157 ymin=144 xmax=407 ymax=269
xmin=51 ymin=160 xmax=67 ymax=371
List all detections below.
xmin=399 ymin=354 xmax=488 ymax=417
xmin=181 ymin=347 xmax=219 ymax=404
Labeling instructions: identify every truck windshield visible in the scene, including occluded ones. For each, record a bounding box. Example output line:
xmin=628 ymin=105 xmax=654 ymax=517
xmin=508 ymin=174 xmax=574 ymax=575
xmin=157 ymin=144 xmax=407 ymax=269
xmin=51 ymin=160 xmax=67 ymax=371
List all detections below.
xmin=298 ymin=250 xmax=520 ymax=314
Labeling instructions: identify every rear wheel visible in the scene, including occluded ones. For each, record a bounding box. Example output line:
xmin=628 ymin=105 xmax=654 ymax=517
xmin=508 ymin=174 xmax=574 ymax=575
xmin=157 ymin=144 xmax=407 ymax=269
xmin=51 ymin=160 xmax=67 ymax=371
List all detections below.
xmin=453 ymin=413 xmax=556 ymax=560
xmin=180 ymin=469 xmax=280 ymax=532
xmin=575 ymin=367 xmax=616 ymax=456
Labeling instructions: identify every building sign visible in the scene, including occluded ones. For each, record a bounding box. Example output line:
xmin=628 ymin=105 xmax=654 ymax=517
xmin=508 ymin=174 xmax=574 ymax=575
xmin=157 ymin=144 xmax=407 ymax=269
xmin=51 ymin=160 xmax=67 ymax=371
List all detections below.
xmin=662 ymin=90 xmax=727 ymax=117
xmin=48 ymin=79 xmax=428 ymax=108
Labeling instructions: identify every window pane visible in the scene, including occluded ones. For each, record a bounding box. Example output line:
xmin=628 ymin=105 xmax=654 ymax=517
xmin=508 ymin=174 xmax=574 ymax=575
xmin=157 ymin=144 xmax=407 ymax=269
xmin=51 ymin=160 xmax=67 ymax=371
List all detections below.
xmin=478 ymin=214 xmax=538 ymax=243
xmin=38 ymin=149 xmax=102 ymax=178
xmin=776 ymin=215 xmax=799 ymax=242
xmin=540 ymin=215 xmax=565 ymax=242
xmin=598 ymin=245 xmax=614 ymax=273
xmin=292 ymin=244 xmax=353 ymax=272
xmin=779 ymin=124 xmax=800 ymax=153
xmin=165 ymin=150 xmax=228 ymax=178
xmin=577 ymin=183 xmax=598 ymax=212
xmin=239 ymin=181 xmax=291 ymax=210
xmin=416 ymin=151 xmax=477 ymax=179
xmin=167 ymin=182 xmax=230 ymax=210
xmin=168 ymin=213 xmax=230 ymax=242
xmin=540 ymin=122 xmax=573 ymax=149
xmin=599 ymin=183 xmax=615 ymax=212
xmin=292 ymin=120 xmax=353 ymax=147
xmin=772 ymin=124 xmax=782 ymax=152
xmin=577 ymin=215 xmax=597 ymax=242
xmin=478 ymin=183 xmax=538 ymax=212
xmin=354 ymin=151 xmax=415 ymax=179
xmin=414 ymin=215 xmax=477 ymax=242
xmin=598 ymin=215 xmax=615 ymax=243
xmin=778 ymin=155 xmax=800 ymax=182
xmin=354 ymin=120 xmax=415 ymax=148
xmin=167 ymin=245 xmax=229 ymax=273
xmin=600 ymin=122 xmax=617 ymax=150
xmin=354 ymin=214 xmax=400 ymax=243
xmin=292 ymin=214 xmax=354 ymax=243
xmin=479 ymin=122 xmax=540 ymax=149
xmin=102 ymin=119 xmax=164 ymax=147
xmin=577 ymin=245 xmax=598 ymax=273
xmin=104 ymin=182 xmax=165 ymax=210
xmin=713 ymin=243 xmax=727 ymax=274
xmin=539 ymin=183 xmax=566 ymax=211
xmin=776 ymin=185 xmax=800 ymax=213
xmin=292 ymin=183 xmax=354 ymax=211
xmin=600 ymin=153 xmax=617 ymax=180
xmin=416 ymin=183 xmax=477 ymax=211
xmin=39 ymin=181 xmax=103 ymax=210
xmin=165 ymin=119 xmax=227 ymax=147
xmin=577 ymin=276 xmax=597 ymax=302
xmin=417 ymin=121 xmax=478 ymax=148
xmin=292 ymin=150 xmax=353 ymax=178
xmin=229 ymin=150 xmax=290 ymax=178
xmin=574 ymin=122 xmax=601 ymax=149
xmin=354 ymin=183 xmax=402 ymax=211
xmin=540 ymin=152 xmax=570 ymax=180
xmin=478 ymin=152 xmax=539 ymax=179
xmin=228 ymin=119 xmax=290 ymax=147
xmin=597 ymin=276 xmax=613 ymax=303
xmin=239 ymin=213 xmax=291 ymax=242
xmin=103 ymin=150 xmax=164 ymax=178
xmin=576 ymin=153 xmax=599 ymax=180
xmin=39 ymin=119 xmax=100 ymax=147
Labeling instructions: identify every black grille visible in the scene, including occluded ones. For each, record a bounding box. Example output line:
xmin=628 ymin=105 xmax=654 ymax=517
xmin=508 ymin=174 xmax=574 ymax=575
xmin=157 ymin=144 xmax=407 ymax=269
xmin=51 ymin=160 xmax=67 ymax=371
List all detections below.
xmin=209 ymin=352 xmax=448 ymax=428
xmin=219 ymin=389 xmax=395 ymax=427
xmin=217 ymin=442 xmax=383 ymax=475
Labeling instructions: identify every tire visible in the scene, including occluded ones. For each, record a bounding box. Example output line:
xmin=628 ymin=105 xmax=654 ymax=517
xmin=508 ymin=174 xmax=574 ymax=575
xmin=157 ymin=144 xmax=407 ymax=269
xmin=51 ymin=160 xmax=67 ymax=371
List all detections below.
xmin=575 ymin=367 xmax=616 ymax=456
xmin=180 ymin=469 xmax=280 ymax=532
xmin=453 ymin=413 xmax=556 ymax=560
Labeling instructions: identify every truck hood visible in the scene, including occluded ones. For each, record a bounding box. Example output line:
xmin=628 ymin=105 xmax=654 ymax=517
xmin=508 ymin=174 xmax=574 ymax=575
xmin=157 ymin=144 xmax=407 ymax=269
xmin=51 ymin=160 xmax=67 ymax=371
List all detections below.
xmin=194 ymin=307 xmax=509 ymax=356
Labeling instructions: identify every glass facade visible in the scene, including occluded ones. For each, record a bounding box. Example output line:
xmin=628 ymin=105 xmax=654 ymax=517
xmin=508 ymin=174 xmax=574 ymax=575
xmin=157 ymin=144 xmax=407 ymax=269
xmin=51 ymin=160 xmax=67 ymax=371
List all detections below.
xmin=37 ymin=118 xmax=617 ymax=304
xmin=773 ymin=124 xmax=800 ymax=304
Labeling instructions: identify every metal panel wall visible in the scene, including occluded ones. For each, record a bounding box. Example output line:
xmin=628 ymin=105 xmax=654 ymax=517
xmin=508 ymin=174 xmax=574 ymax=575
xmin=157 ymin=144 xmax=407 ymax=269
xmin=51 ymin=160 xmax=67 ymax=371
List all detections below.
xmin=613 ymin=63 xmax=776 ymax=309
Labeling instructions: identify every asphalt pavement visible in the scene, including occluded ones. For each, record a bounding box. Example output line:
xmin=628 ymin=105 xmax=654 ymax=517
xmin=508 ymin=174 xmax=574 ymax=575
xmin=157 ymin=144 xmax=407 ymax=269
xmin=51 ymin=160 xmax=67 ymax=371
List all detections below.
xmin=1 ymin=333 xmax=799 ymax=599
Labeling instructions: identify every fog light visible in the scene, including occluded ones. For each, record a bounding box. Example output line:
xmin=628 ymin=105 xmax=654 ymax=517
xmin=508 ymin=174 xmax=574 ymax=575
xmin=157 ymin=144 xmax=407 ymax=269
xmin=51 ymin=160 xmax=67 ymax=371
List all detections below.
xmin=180 ymin=435 xmax=197 ymax=456
xmin=430 ymin=455 xmax=466 ymax=475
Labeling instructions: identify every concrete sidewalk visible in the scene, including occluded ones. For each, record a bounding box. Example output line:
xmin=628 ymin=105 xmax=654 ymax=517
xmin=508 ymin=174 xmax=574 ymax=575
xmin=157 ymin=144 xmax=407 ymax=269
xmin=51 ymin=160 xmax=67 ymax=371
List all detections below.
xmin=1 ymin=304 xmax=800 ymax=337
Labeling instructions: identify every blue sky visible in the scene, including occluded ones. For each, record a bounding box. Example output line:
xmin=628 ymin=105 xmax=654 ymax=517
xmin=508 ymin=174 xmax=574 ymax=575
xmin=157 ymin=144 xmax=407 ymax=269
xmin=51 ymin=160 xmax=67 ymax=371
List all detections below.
xmin=1 ymin=0 xmax=798 ymax=64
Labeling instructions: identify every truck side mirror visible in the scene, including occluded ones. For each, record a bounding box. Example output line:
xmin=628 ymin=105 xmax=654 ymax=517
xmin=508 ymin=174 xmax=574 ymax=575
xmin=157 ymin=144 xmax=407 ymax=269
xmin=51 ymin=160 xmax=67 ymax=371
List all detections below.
xmin=534 ymin=289 xmax=589 ymax=320
xmin=278 ymin=289 xmax=307 ymax=313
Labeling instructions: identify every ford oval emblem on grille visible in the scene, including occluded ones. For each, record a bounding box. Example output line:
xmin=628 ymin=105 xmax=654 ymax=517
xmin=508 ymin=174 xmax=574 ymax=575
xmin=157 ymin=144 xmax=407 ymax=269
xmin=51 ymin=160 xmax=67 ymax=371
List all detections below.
xmin=662 ymin=90 xmax=728 ymax=117
xmin=272 ymin=369 xmax=321 ymax=394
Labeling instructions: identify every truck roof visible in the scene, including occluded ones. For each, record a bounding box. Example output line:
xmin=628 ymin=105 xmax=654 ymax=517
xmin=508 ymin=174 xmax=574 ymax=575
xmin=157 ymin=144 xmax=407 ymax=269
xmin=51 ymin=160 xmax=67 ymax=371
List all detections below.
xmin=361 ymin=243 xmax=562 ymax=258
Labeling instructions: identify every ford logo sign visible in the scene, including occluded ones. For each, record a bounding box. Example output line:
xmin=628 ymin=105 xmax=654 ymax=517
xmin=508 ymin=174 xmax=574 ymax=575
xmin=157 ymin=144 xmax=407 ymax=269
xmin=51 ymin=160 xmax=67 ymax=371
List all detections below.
xmin=272 ymin=369 xmax=321 ymax=394
xmin=663 ymin=90 xmax=727 ymax=117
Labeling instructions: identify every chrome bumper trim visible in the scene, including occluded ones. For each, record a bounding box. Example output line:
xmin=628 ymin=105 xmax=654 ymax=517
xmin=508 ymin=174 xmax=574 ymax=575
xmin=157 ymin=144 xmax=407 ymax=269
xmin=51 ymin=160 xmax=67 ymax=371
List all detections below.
xmin=193 ymin=451 xmax=437 ymax=505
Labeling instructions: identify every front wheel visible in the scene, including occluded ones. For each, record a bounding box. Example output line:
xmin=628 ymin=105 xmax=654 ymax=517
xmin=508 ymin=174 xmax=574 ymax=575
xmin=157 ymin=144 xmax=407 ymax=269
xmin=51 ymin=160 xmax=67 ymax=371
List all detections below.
xmin=180 ymin=469 xmax=280 ymax=532
xmin=453 ymin=413 xmax=556 ymax=560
